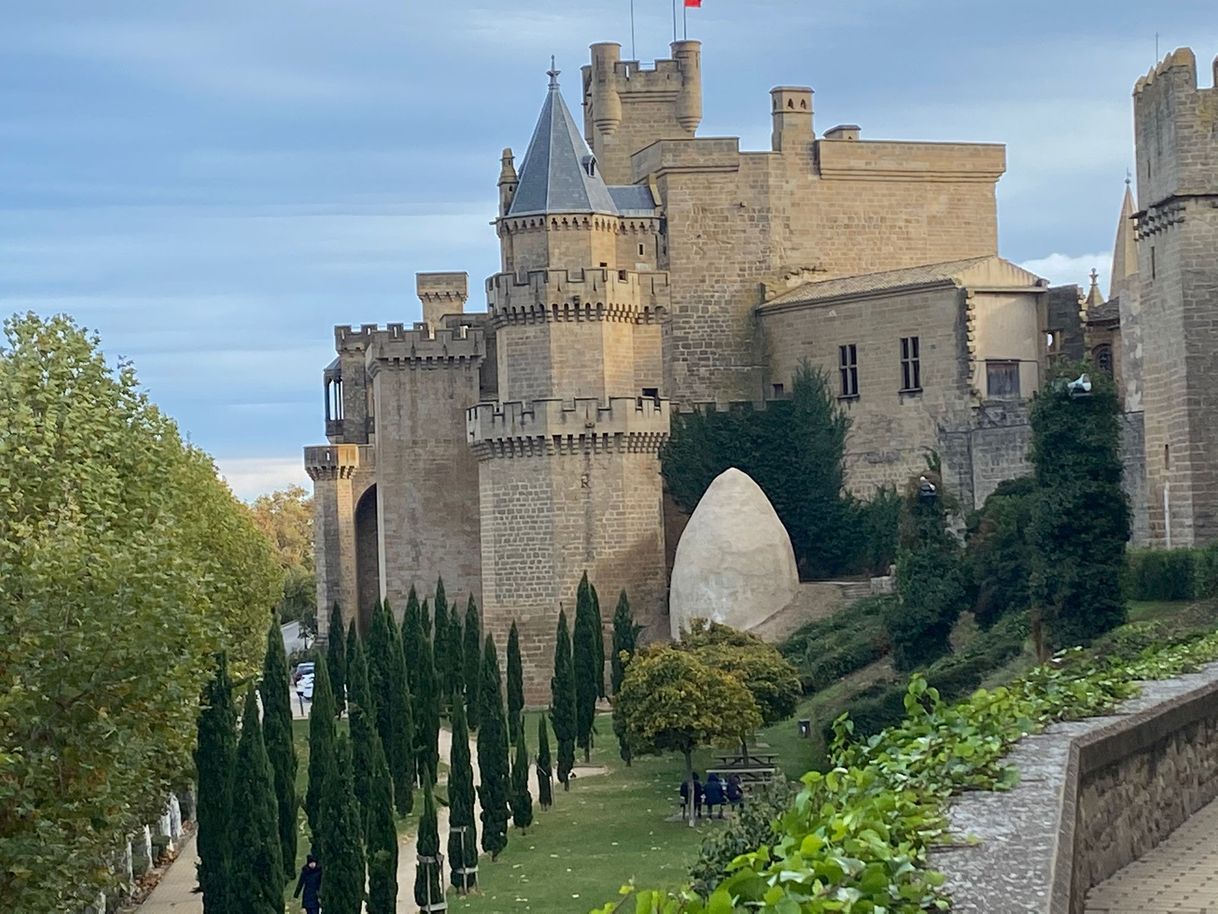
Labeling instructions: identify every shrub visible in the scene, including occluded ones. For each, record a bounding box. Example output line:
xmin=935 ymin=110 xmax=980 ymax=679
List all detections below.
xmin=780 ymin=596 xmax=893 ymax=694
xmin=1126 ymin=548 xmax=1198 ymax=601
xmin=852 ymin=484 xmax=901 ymax=576
xmin=1197 ymin=544 xmax=1218 ymax=600
xmin=689 ymin=779 xmax=798 ymax=896
xmin=965 ymin=477 xmax=1036 ymax=629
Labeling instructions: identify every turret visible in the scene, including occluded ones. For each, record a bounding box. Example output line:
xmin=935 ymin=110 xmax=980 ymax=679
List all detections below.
xmin=672 ymin=40 xmax=703 ymax=133
xmin=416 ymin=272 xmax=468 ymax=330
xmin=770 ymin=87 xmax=813 ymax=153
xmin=589 ymin=42 xmax=623 ymax=136
xmin=498 ymin=147 xmax=517 ymax=217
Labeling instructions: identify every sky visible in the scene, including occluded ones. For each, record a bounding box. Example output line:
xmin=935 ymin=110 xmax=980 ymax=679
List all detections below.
xmin=2 ymin=1 xmax=1215 ymax=500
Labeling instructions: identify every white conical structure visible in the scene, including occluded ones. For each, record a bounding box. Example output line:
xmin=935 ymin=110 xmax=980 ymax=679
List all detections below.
xmin=669 ymin=468 xmax=799 ymax=639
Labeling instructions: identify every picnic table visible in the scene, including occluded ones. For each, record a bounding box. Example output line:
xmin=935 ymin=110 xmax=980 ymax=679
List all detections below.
xmin=707 ymin=742 xmax=778 ymax=785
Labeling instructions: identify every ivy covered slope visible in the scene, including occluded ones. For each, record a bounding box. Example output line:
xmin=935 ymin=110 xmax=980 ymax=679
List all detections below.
xmin=595 ymin=629 xmax=1218 ymax=914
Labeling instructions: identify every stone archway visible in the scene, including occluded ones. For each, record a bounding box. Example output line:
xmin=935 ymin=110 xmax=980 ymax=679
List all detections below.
xmin=355 ymin=484 xmax=381 ymax=635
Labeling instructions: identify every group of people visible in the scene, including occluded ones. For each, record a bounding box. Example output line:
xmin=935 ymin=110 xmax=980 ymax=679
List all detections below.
xmin=679 ymin=771 xmax=744 ymax=820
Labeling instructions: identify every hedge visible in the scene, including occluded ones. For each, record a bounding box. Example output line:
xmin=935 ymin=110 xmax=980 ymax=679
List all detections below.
xmin=1125 ymin=547 xmax=1198 ymax=601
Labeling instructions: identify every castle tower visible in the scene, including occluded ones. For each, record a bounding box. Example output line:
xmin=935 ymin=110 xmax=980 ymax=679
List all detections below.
xmin=1133 ymin=48 xmax=1218 ymax=547
xmin=473 ymin=64 xmax=671 ymax=700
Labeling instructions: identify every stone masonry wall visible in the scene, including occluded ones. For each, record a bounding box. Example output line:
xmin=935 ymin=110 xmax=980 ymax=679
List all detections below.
xmin=476 ymin=446 xmax=666 ymax=705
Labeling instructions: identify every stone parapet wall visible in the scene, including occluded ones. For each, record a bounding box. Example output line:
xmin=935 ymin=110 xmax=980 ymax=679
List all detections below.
xmin=467 ymin=396 xmax=669 ymax=458
xmin=932 ymin=661 xmax=1218 ymax=913
xmin=486 ymin=267 xmax=670 ymax=324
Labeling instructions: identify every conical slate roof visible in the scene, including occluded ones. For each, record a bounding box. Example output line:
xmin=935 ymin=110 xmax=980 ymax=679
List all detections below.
xmin=507 ymin=67 xmax=619 ymax=218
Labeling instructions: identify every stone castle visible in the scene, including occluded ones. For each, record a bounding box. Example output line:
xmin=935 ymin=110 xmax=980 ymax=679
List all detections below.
xmin=304 ymin=40 xmax=1218 ymax=697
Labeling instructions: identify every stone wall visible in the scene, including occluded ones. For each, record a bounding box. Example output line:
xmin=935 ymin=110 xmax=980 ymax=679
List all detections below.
xmin=1122 ymin=411 xmax=1149 ymax=546
xmin=931 ymin=661 xmax=1218 ymax=914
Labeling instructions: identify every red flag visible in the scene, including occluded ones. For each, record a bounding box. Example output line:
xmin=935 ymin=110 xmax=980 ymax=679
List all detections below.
xmin=684 ymin=0 xmax=701 ymax=7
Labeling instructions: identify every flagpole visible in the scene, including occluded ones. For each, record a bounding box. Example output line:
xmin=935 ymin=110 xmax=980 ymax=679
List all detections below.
xmin=672 ymin=0 xmax=677 ymax=44
xmin=630 ymin=0 xmax=636 ymax=59
xmin=683 ymin=0 xmax=688 ymax=39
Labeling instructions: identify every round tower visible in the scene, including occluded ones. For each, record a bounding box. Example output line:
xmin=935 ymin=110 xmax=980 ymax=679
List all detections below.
xmin=590 ymin=42 xmax=623 ymax=136
xmin=671 ymin=40 xmax=702 ymax=133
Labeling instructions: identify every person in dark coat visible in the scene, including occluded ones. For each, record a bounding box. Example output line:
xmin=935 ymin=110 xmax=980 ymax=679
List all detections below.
xmin=293 ymin=853 xmax=322 ymax=914
xmin=726 ymin=773 xmax=744 ymax=814
xmin=704 ymin=773 xmax=726 ymax=818
xmin=679 ymin=772 xmax=705 ymax=819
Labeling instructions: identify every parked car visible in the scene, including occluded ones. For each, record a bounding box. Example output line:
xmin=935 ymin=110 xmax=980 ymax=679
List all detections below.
xmin=292 ymin=661 xmax=315 ymax=686
xmin=298 ymin=674 xmax=315 ymax=701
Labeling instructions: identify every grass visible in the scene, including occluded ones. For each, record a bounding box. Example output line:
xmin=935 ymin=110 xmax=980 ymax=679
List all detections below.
xmin=450 ymin=712 xmax=706 ymax=914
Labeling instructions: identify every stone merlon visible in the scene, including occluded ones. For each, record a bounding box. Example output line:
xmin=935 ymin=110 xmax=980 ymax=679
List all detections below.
xmin=466 ymin=396 xmax=669 ymax=458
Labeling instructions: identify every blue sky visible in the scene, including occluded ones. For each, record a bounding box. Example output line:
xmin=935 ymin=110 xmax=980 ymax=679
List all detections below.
xmin=2 ymin=1 xmax=1215 ymax=499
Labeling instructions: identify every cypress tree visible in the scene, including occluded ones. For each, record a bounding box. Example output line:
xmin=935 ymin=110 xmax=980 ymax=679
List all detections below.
xmin=506 ymin=621 xmax=524 ymax=746
xmin=510 ymin=726 xmax=534 ymax=832
xmin=414 ymin=783 xmax=444 ymax=910
xmin=591 ymin=582 xmax=606 ymax=700
xmin=477 ymin=634 xmax=511 ymax=860
xmin=447 ymin=611 xmax=465 ymax=708
xmin=463 ymin=595 xmax=482 ymax=730
xmin=550 ymin=609 xmax=577 ymax=791
xmin=305 ymin=658 xmax=337 ymax=833
xmin=573 ymin=574 xmax=599 ymax=762
xmin=229 ymin=688 xmax=284 ymax=914
xmin=610 ymin=590 xmax=641 ymax=766
xmin=535 ymin=714 xmax=553 ymax=810
xmin=402 ymin=586 xmax=424 ymax=694
xmin=320 ymin=736 xmax=365 ymax=914
xmin=195 ymin=654 xmax=237 ymax=914
xmin=433 ymin=578 xmax=449 ymax=711
xmin=369 ymin=600 xmax=415 ymax=816
xmin=447 ymin=703 xmax=478 ymax=894
xmin=346 ymin=630 xmax=375 ymax=830
xmin=415 ymin=617 xmax=442 ymax=785
xmin=259 ymin=617 xmax=298 ymax=883
xmin=365 ymin=728 xmax=398 ymax=914
xmin=327 ymin=601 xmax=347 ymax=717
xmin=390 ymin=607 xmax=417 ymax=815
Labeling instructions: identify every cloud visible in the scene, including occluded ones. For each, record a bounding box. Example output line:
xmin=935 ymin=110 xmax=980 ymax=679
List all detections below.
xmin=1019 ymin=252 xmax=1112 ymax=291
xmin=215 ymin=456 xmax=311 ymax=502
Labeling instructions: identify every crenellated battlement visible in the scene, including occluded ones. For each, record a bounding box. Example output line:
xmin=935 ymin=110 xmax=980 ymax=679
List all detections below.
xmin=304 ymin=443 xmax=363 ymax=480
xmin=486 ymin=268 xmax=669 ymax=326
xmin=335 ymin=322 xmax=487 ymax=371
xmin=467 ymin=396 xmax=669 ymax=458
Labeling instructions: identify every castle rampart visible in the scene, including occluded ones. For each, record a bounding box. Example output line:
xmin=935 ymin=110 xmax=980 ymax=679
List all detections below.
xmin=467 ymin=396 xmax=668 ymax=458
xmin=486 ymin=268 xmax=670 ymax=325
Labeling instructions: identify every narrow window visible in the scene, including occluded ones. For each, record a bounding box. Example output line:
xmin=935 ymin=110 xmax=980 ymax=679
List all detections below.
xmin=1165 ymin=444 xmax=1171 ymax=469
xmin=1151 ymin=246 xmax=1157 ymax=280
xmin=638 ymin=243 xmax=645 ymax=256
xmin=985 ymin=360 xmax=1021 ymax=398
xmin=1094 ymin=344 xmax=1113 ymax=376
xmin=838 ymin=344 xmax=859 ymax=398
xmin=771 ymin=383 xmax=785 ymax=399
xmin=900 ymin=336 xmax=921 ymax=391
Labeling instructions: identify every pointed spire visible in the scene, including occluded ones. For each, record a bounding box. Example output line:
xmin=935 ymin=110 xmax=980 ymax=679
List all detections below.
xmin=506 ymin=66 xmax=619 ymax=218
xmin=547 ymin=56 xmax=560 ymax=88
xmin=1086 ymin=267 xmax=1105 ymax=311
xmin=1109 ymin=178 xmax=1138 ymax=300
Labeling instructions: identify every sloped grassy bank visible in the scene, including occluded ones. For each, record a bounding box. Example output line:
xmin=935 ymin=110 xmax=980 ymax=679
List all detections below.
xmin=595 ymin=628 xmax=1218 ymax=914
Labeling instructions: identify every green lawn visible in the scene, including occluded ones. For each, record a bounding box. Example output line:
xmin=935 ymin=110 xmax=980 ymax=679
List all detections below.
xmin=449 ymin=712 xmax=706 ymax=914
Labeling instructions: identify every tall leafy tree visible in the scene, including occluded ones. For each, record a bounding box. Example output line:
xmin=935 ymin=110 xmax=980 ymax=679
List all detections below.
xmin=463 ymin=595 xmax=482 ymax=729
xmin=365 ymin=728 xmax=398 ymax=914
xmin=510 ymin=727 xmax=534 ymax=832
xmin=536 ymin=715 xmax=554 ymax=810
xmin=618 ymin=648 xmax=762 ymax=826
xmin=0 ymin=314 xmax=281 ymax=911
xmin=506 ymin=621 xmax=525 ymax=745
xmin=885 ymin=463 xmax=967 ymax=671
xmin=305 ymin=658 xmax=338 ymax=833
xmin=415 ymin=617 xmax=442 ymax=785
xmin=433 ymin=577 xmax=450 ymax=709
xmin=610 ymin=591 xmax=642 ymax=766
xmin=327 ymin=602 xmax=347 ymax=717
xmin=660 ymin=362 xmax=856 ymax=577
xmin=402 ymin=586 xmax=425 ymax=694
xmin=390 ymin=605 xmax=417 ymax=814
xmin=1029 ymin=367 xmax=1130 ymax=651
xmin=368 ymin=600 xmax=414 ymax=816
xmin=195 ymin=654 xmax=237 ymax=914
xmin=573 ymin=574 xmax=600 ymax=761
xmin=414 ymin=783 xmax=444 ymax=910
xmin=346 ymin=628 xmax=376 ymax=829
xmin=591 ymin=582 xmax=606 ymax=699
xmin=447 ymin=703 xmax=479 ymax=894
xmin=447 ymin=611 xmax=465 ymax=707
xmin=477 ymin=634 xmax=511 ymax=859
xmin=249 ymin=484 xmax=316 ymax=627
xmin=259 ymin=617 xmax=298 ymax=883
xmin=550 ymin=609 xmax=577 ymax=790
xmin=229 ymin=688 xmax=284 ymax=914
xmin=320 ymin=736 xmax=366 ymax=914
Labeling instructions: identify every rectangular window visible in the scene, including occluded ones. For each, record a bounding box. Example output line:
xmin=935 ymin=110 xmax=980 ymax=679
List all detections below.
xmin=1151 ymin=246 xmax=1157 ymax=280
xmin=771 ymin=383 xmax=785 ymax=399
xmin=641 ymin=387 xmax=659 ymax=400
xmin=986 ymin=360 xmax=1021 ymax=399
xmin=900 ymin=336 xmax=921 ymax=392
xmin=838 ymin=344 xmax=859 ymax=398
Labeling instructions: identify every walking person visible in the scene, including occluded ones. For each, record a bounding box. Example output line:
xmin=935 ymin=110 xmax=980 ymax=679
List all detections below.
xmin=293 ymin=852 xmax=322 ymax=914
xmin=704 ymin=772 xmax=726 ymax=819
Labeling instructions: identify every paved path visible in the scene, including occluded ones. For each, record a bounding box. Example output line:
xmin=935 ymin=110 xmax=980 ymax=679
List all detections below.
xmin=1085 ymin=795 xmax=1218 ymax=913
xmin=138 ymin=726 xmax=581 ymax=913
